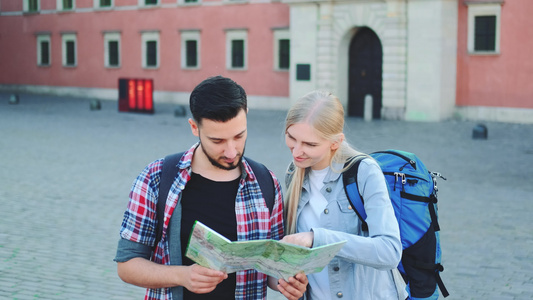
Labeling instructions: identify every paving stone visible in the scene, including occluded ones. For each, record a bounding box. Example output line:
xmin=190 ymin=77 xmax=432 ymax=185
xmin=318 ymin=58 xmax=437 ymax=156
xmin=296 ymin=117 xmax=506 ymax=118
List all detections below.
xmin=1 ymin=92 xmax=532 ymax=299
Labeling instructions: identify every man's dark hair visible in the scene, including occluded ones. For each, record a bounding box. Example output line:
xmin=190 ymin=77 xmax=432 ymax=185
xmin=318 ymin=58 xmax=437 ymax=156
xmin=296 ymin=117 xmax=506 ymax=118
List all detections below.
xmin=189 ymin=76 xmax=247 ymax=125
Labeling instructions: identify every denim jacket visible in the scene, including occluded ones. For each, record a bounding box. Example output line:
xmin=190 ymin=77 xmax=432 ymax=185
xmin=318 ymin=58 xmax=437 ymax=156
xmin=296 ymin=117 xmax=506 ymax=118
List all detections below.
xmin=288 ymin=159 xmax=402 ymax=299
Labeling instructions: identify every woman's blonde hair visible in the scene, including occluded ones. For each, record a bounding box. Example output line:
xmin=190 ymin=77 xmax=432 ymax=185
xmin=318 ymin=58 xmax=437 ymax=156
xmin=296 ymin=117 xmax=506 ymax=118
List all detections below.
xmin=284 ymin=90 xmax=364 ymax=234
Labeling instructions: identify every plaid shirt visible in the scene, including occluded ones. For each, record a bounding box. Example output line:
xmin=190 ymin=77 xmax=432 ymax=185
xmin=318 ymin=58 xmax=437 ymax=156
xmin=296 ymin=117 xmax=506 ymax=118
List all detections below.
xmin=119 ymin=143 xmax=284 ymax=300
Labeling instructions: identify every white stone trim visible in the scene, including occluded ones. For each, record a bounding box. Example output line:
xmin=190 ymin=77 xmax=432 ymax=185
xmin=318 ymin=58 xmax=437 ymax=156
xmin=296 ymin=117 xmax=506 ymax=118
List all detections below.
xmin=104 ymin=32 xmax=121 ymax=68
xmin=225 ymin=29 xmax=248 ymax=70
xmin=93 ymin=0 xmax=114 ymax=9
xmin=0 ymin=84 xmax=290 ymax=110
xmin=180 ymin=30 xmax=201 ymax=69
xmin=36 ymin=34 xmax=51 ymax=66
xmin=455 ymin=106 xmax=533 ymax=124
xmin=61 ymin=33 xmax=77 ymax=67
xmin=57 ymin=0 xmax=75 ymax=11
xmin=141 ymin=31 xmax=160 ymax=69
xmin=466 ymin=2 xmax=502 ymax=55
xmin=273 ymin=28 xmax=290 ymax=71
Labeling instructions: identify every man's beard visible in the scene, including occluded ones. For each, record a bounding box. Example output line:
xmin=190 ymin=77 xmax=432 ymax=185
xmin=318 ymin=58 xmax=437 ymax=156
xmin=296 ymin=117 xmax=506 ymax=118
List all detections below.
xmin=200 ymin=142 xmax=245 ymax=171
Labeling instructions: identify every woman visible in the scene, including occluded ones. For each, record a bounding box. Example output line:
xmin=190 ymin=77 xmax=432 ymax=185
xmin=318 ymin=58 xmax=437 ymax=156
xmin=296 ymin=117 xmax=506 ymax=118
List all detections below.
xmin=281 ymin=90 xmax=405 ymax=299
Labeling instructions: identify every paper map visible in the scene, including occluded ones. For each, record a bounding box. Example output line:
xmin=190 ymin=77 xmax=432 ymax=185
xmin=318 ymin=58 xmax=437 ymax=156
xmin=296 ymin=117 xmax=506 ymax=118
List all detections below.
xmin=185 ymin=221 xmax=346 ymax=280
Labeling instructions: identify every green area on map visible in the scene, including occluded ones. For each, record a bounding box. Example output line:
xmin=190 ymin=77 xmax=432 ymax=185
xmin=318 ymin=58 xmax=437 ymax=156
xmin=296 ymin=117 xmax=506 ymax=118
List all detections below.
xmin=185 ymin=221 xmax=346 ymax=280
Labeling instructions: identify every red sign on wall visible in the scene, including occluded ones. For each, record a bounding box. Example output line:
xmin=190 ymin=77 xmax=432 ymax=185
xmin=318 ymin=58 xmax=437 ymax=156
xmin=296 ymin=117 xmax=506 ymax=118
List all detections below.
xmin=118 ymin=78 xmax=154 ymax=114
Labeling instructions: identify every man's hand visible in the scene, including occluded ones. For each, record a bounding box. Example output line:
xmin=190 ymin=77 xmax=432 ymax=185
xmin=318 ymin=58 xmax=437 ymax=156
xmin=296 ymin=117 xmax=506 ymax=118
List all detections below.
xmin=182 ymin=264 xmax=228 ymax=294
xmin=280 ymin=232 xmax=314 ymax=248
xmin=277 ymin=272 xmax=308 ymax=300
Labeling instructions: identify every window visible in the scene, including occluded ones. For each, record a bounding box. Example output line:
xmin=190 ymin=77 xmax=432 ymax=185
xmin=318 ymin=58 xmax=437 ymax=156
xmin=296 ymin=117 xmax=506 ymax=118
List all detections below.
xmin=58 ymin=0 xmax=74 ymax=10
xmin=104 ymin=32 xmax=120 ymax=68
xmin=226 ymin=29 xmax=247 ymax=70
xmin=474 ymin=16 xmax=496 ymax=51
xmin=62 ymin=33 xmax=77 ymax=67
xmin=95 ymin=0 xmax=112 ymax=8
xmin=179 ymin=0 xmax=199 ymax=4
xmin=36 ymin=34 xmax=51 ymax=66
xmin=142 ymin=31 xmax=159 ymax=68
xmin=273 ymin=29 xmax=290 ymax=70
xmin=24 ymin=0 xmax=39 ymax=12
xmin=180 ymin=30 xmax=200 ymax=69
xmin=467 ymin=2 xmax=502 ymax=54
xmin=140 ymin=0 xmax=158 ymax=6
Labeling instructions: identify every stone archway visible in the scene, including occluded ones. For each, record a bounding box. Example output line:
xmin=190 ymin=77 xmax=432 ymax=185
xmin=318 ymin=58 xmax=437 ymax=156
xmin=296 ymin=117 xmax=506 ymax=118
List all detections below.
xmin=348 ymin=27 xmax=383 ymax=118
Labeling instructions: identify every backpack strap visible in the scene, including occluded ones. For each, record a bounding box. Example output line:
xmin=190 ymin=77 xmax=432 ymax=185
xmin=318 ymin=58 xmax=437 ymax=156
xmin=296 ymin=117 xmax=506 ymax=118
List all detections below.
xmin=154 ymin=153 xmax=274 ymax=251
xmin=245 ymin=157 xmax=275 ymax=214
xmin=343 ymin=156 xmax=368 ymax=231
xmin=154 ymin=152 xmax=184 ymax=251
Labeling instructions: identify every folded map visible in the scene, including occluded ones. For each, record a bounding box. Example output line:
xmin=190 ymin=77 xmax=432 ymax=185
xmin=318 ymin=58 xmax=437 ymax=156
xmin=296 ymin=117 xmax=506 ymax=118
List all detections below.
xmin=185 ymin=221 xmax=346 ymax=280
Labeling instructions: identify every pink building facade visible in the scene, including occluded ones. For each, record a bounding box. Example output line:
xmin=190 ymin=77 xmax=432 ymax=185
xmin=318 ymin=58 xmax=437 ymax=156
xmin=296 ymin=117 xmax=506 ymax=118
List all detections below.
xmin=0 ymin=0 xmax=291 ymax=109
xmin=1 ymin=0 xmax=532 ymax=123
xmin=455 ymin=0 xmax=533 ymax=123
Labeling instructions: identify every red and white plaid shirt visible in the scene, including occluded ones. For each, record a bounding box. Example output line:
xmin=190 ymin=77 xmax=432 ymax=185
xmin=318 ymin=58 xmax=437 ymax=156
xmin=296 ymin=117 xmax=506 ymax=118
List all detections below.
xmin=119 ymin=143 xmax=284 ymax=300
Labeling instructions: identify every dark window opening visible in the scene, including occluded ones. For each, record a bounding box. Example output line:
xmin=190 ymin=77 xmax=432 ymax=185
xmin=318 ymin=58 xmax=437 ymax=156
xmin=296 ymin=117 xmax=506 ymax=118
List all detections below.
xmin=29 ymin=0 xmax=38 ymax=11
xmin=279 ymin=39 xmax=290 ymax=70
xmin=231 ymin=40 xmax=244 ymax=68
xmin=146 ymin=41 xmax=157 ymax=67
xmin=100 ymin=0 xmax=111 ymax=7
xmin=62 ymin=0 xmax=73 ymax=9
xmin=186 ymin=40 xmax=197 ymax=67
xmin=474 ymin=15 xmax=496 ymax=51
xmin=40 ymin=41 xmax=50 ymax=65
xmin=109 ymin=41 xmax=119 ymax=67
xmin=66 ymin=40 xmax=76 ymax=66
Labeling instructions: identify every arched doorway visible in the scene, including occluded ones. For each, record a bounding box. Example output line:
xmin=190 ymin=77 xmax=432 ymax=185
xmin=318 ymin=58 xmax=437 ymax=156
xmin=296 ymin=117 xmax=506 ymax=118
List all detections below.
xmin=348 ymin=27 xmax=383 ymax=118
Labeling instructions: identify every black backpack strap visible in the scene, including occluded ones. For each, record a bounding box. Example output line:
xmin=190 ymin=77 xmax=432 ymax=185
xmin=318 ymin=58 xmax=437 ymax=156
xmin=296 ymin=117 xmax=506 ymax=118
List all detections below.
xmin=343 ymin=155 xmax=368 ymax=231
xmin=154 ymin=152 xmax=184 ymax=250
xmin=245 ymin=157 xmax=275 ymax=214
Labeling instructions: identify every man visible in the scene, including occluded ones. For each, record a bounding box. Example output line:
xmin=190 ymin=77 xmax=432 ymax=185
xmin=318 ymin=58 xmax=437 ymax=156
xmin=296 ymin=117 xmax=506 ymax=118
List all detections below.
xmin=115 ymin=76 xmax=307 ymax=300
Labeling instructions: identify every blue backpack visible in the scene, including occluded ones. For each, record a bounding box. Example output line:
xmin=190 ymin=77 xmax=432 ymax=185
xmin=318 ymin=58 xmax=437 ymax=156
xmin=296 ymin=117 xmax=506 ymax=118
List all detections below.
xmin=343 ymin=150 xmax=449 ymax=299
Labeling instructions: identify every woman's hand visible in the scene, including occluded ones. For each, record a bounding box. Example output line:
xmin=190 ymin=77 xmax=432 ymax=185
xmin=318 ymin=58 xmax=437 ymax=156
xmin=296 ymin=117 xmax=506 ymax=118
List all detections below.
xmin=280 ymin=232 xmax=314 ymax=248
xmin=277 ymin=272 xmax=308 ymax=300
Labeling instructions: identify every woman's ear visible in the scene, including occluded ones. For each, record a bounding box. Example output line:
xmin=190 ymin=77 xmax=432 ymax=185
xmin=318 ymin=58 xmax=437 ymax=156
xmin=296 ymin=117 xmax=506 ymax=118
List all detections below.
xmin=330 ymin=133 xmax=345 ymax=151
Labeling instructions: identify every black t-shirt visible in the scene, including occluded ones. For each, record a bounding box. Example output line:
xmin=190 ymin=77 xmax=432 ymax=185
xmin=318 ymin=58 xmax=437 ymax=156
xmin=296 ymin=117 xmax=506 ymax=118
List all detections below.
xmin=180 ymin=172 xmax=240 ymax=300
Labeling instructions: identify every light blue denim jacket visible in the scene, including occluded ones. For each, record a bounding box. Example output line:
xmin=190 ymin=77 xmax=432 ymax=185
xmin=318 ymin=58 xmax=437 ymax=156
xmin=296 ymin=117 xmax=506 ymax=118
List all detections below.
xmin=288 ymin=159 xmax=402 ymax=299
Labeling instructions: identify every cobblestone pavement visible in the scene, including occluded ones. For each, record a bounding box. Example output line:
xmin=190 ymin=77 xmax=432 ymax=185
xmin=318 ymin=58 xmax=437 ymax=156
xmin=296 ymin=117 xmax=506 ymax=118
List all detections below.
xmin=1 ymin=93 xmax=532 ymax=300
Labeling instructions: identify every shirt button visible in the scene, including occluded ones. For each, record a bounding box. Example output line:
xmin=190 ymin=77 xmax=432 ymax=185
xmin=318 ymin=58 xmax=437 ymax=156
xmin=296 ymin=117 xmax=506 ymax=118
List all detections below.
xmin=336 ymin=292 xmax=343 ymax=298
xmin=326 ymin=187 xmax=332 ymax=192
xmin=348 ymin=205 xmax=353 ymax=210
xmin=333 ymin=266 xmax=340 ymax=271
xmin=324 ymin=209 xmax=329 ymax=214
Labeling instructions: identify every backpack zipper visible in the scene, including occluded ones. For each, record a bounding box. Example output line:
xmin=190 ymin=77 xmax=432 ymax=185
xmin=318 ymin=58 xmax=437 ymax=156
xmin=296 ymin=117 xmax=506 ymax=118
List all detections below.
xmin=374 ymin=150 xmax=417 ymax=170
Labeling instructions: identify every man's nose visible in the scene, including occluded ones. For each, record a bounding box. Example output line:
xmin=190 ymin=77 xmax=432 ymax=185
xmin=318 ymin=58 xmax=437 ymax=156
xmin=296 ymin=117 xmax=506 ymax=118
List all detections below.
xmin=224 ymin=141 xmax=237 ymax=158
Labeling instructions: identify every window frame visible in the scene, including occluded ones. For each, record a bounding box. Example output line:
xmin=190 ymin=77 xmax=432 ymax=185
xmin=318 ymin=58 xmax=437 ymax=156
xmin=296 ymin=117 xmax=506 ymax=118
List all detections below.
xmin=273 ymin=28 xmax=290 ymax=71
xmin=104 ymin=31 xmax=121 ymax=68
xmin=180 ymin=30 xmax=201 ymax=69
xmin=141 ymin=31 xmax=160 ymax=69
xmin=179 ymin=0 xmax=200 ymax=5
xmin=61 ymin=33 xmax=77 ymax=67
xmin=225 ymin=29 xmax=248 ymax=70
xmin=24 ymin=0 xmax=40 ymax=13
xmin=139 ymin=0 xmax=159 ymax=7
xmin=94 ymin=0 xmax=113 ymax=9
xmin=467 ymin=2 xmax=502 ymax=55
xmin=57 ymin=0 xmax=75 ymax=11
xmin=36 ymin=33 xmax=51 ymax=67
